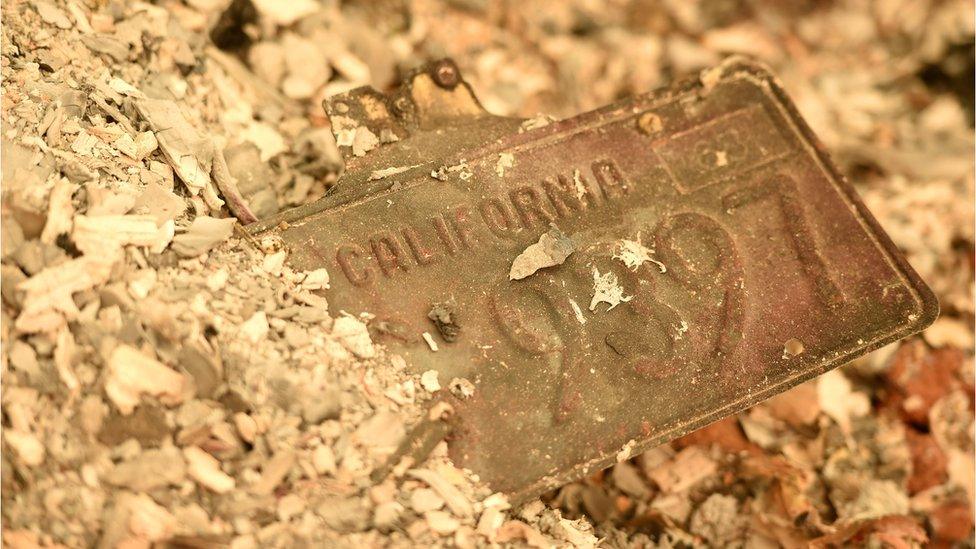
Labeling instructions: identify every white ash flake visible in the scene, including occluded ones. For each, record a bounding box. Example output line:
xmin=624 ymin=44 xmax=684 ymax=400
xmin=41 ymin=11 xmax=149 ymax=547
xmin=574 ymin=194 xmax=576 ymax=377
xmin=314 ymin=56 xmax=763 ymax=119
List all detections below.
xmin=449 ymin=377 xmax=476 ymax=399
xmin=170 ymin=216 xmax=236 ymax=257
xmin=239 ymin=311 xmax=270 ymax=343
xmin=616 ymin=439 xmax=638 ymax=462
xmin=331 ymin=316 xmax=376 ymax=358
xmin=114 ymin=130 xmax=158 ymax=161
xmin=350 ymin=126 xmax=380 ymax=157
xmin=251 ymin=0 xmax=320 ymax=25
xmin=613 ymin=238 xmax=666 ymax=273
xmin=5 ymin=430 xmax=45 ymax=466
xmin=430 ymin=161 xmax=473 ymax=181
xmin=495 ymin=152 xmax=515 ymax=177
xmin=556 ymin=518 xmax=599 ymax=548
xmin=16 ymin=256 xmax=114 ymax=333
xmin=134 ymin=98 xmax=223 ymax=209
xmin=261 ymin=249 xmax=288 ymax=275
xmin=818 ymin=369 xmax=871 ymax=437
xmin=519 ymin=114 xmax=555 ymax=132
xmin=301 ymin=268 xmax=330 ymax=290
xmin=104 ymin=345 xmax=186 ymax=415
xmin=426 ymin=510 xmax=460 ymax=535
xmin=369 ymin=164 xmax=420 ymax=180
xmin=72 ymin=214 xmax=174 ymax=257
xmin=241 ymin=121 xmax=287 ymax=161
xmin=569 ymin=298 xmax=587 ymax=325
xmin=127 ymin=494 xmax=178 ymax=543
xmin=422 ymin=331 xmax=440 ymax=352
xmin=39 ymin=179 xmax=76 ymax=244
xmin=420 ymin=369 xmax=441 ymax=392
xmin=510 ymin=227 xmax=575 ymax=280
xmin=183 ymin=446 xmax=236 ymax=494
xmin=674 ymin=320 xmax=689 ymax=340
xmin=573 ymin=169 xmax=587 ymax=199
xmin=589 ymin=267 xmax=634 ymax=312
xmin=408 ymin=468 xmax=474 ymax=518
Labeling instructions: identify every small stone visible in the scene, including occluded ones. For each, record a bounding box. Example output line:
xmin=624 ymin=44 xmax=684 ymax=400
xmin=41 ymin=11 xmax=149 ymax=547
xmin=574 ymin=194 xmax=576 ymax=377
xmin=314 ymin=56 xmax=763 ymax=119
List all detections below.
xmin=1 ymin=265 xmax=26 ymax=308
xmin=133 ymin=181 xmax=186 ymax=225
xmin=251 ymin=450 xmax=295 ymax=495
xmin=35 ymin=1 xmax=73 ymax=29
xmin=647 ymin=446 xmax=717 ymax=493
xmin=427 ymin=302 xmax=460 ymax=343
xmin=422 ymin=332 xmax=439 ymax=352
xmin=114 ymin=131 xmax=158 ymax=161
xmin=127 ymin=494 xmax=178 ymax=542
xmin=251 ymin=0 xmax=320 ymax=26
xmin=1 ymin=216 xmax=25 ymax=260
xmin=477 ymin=506 xmax=506 ymax=540
xmin=302 ymin=268 xmax=330 ymax=290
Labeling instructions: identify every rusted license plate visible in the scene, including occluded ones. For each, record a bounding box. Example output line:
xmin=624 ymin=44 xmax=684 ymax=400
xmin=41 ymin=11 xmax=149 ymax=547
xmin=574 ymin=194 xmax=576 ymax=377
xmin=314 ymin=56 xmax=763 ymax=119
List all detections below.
xmin=250 ymin=58 xmax=937 ymax=502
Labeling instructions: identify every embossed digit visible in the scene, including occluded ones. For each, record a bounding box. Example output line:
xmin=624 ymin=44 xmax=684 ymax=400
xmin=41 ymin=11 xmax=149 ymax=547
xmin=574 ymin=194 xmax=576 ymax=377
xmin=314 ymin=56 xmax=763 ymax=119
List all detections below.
xmin=653 ymin=213 xmax=745 ymax=357
xmin=722 ymin=175 xmax=845 ymax=308
xmin=488 ymin=272 xmax=587 ymax=422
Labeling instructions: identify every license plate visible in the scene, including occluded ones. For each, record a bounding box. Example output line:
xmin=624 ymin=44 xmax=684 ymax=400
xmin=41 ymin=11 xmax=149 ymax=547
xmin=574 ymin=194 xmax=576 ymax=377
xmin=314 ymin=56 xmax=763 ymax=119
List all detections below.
xmin=249 ymin=58 xmax=937 ymax=502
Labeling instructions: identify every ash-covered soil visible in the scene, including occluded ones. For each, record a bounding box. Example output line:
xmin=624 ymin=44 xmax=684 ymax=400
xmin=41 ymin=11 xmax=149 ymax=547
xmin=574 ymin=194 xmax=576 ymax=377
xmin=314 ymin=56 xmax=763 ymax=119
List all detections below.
xmin=1 ymin=0 xmax=973 ymax=547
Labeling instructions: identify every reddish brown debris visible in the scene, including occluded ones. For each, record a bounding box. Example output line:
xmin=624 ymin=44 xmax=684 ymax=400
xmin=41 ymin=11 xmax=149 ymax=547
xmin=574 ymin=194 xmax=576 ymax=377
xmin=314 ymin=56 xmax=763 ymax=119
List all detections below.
xmin=929 ymin=500 xmax=975 ymax=547
xmin=674 ymin=416 xmax=762 ymax=456
xmin=905 ymin=427 xmax=948 ymax=494
xmin=884 ymin=339 xmax=965 ymax=425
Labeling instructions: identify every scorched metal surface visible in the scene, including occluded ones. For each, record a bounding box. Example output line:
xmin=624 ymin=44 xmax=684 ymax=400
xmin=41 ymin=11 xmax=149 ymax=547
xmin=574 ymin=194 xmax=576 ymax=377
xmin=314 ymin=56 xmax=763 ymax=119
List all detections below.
xmin=249 ymin=57 xmax=938 ymax=502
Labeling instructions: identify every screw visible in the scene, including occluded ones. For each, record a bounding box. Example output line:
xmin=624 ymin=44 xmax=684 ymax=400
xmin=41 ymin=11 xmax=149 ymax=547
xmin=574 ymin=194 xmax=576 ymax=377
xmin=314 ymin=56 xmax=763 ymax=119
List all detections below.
xmin=432 ymin=61 xmax=460 ymax=89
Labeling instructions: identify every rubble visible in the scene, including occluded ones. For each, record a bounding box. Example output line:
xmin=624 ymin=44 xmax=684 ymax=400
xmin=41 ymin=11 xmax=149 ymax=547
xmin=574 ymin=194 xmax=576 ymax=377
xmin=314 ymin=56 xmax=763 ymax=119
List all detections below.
xmin=1 ymin=0 xmax=971 ymax=546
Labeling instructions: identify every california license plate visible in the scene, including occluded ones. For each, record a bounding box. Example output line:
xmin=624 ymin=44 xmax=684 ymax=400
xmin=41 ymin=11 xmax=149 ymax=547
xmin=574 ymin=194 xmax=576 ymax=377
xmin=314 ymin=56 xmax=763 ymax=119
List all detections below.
xmin=250 ymin=58 xmax=937 ymax=502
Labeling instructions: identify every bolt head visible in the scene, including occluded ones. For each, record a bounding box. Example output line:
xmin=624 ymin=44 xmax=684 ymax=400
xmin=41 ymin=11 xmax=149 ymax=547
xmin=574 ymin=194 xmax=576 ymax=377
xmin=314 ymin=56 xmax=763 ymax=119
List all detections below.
xmin=433 ymin=61 xmax=460 ymax=89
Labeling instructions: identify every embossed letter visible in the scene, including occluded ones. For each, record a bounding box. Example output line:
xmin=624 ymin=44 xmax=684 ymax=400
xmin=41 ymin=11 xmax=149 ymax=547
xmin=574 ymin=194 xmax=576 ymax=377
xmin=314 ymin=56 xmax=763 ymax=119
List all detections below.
xmin=336 ymin=244 xmax=374 ymax=287
xmin=592 ymin=159 xmax=629 ymax=199
xmin=369 ymin=231 xmax=411 ymax=277
xmin=510 ymin=185 xmax=555 ymax=229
